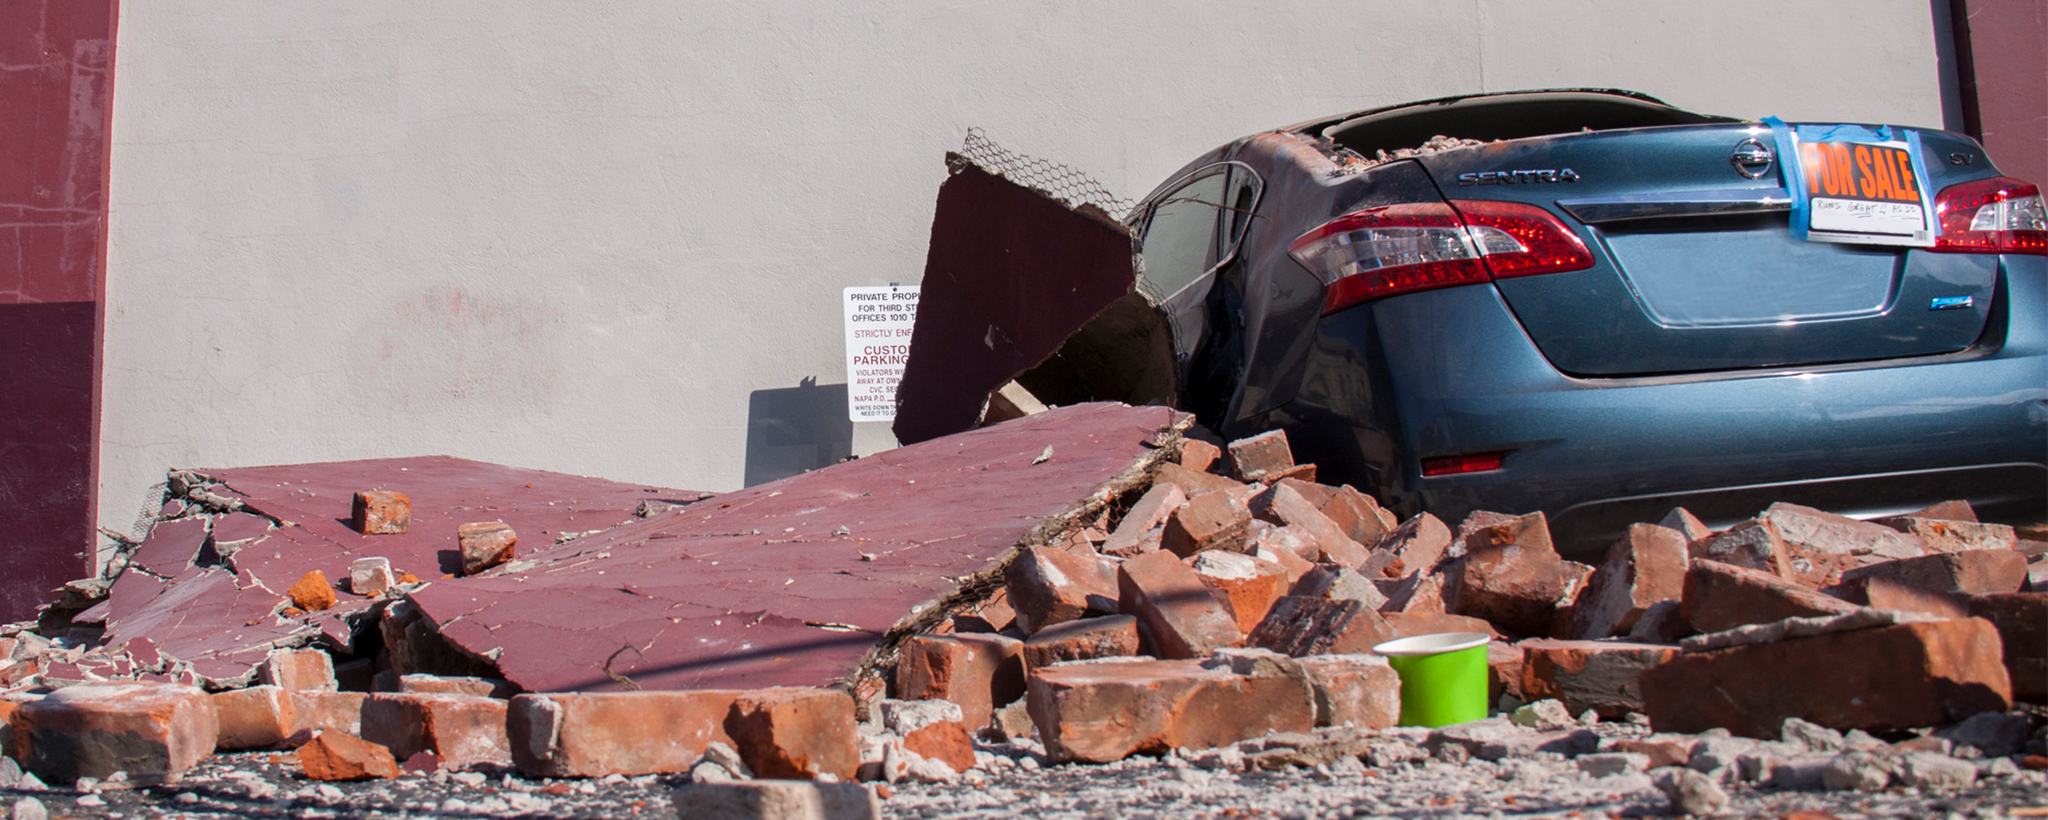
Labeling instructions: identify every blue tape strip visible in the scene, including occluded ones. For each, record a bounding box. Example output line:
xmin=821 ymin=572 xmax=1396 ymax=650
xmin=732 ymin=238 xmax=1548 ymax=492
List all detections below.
xmin=1905 ymin=129 xmax=1939 ymax=239
xmin=1763 ymin=117 xmax=1807 ymax=239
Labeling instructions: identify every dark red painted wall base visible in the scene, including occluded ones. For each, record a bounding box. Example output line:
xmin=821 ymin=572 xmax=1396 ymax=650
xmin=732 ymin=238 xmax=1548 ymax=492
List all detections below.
xmin=0 ymin=301 xmax=99 ymax=619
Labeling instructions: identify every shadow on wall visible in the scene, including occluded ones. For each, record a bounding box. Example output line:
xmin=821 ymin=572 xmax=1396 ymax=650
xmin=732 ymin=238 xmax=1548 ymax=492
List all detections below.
xmin=744 ymin=379 xmax=854 ymax=487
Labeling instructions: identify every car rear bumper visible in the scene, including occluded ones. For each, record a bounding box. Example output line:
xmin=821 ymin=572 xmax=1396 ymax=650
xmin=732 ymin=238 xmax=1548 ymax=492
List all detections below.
xmin=1313 ymin=255 xmax=2048 ymax=558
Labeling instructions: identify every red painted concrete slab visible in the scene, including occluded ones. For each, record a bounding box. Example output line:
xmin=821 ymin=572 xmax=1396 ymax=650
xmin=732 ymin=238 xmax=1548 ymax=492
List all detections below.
xmin=410 ymin=402 xmax=1180 ymax=692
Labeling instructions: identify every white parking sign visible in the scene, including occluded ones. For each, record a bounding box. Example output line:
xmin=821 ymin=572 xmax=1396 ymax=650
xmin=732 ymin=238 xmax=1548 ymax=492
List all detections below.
xmin=843 ymin=285 xmax=919 ymax=422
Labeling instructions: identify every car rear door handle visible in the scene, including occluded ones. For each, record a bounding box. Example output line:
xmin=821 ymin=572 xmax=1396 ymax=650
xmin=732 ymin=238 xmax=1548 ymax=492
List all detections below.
xmin=1557 ymin=189 xmax=1793 ymax=224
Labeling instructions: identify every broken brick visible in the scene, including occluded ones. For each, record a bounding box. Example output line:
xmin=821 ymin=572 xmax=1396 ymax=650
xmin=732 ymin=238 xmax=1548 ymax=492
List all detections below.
xmin=212 ymin=685 xmax=296 ymax=750
xmin=1250 ymin=482 xmax=1370 ymax=566
xmin=290 ymin=691 xmax=367 ymax=738
xmin=1117 ymin=549 xmax=1243 ymax=659
xmin=359 ymin=692 xmax=510 ymax=771
xmin=1226 ymin=430 xmax=1295 ymax=483
xmin=1249 ymin=529 xmax=1317 ymax=584
xmin=1022 ymin=615 xmax=1141 ymax=669
xmin=349 ymin=557 xmax=395 ymax=597
xmin=1488 ymin=642 xmax=1525 ymax=704
xmin=297 ymin=730 xmax=401 ymax=781
xmin=1658 ymin=507 xmax=1714 ymax=542
xmin=1316 ymin=486 xmax=1388 ymax=547
xmin=1840 ymin=550 xmax=2028 ymax=596
xmin=1381 ymin=611 xmax=1501 ymax=642
xmin=1178 ymin=439 xmax=1223 ymax=473
xmin=1518 ymin=639 xmax=1679 ymax=719
xmin=16 ymin=683 xmax=218 ymax=786
xmin=1153 ymin=461 xmax=1244 ymax=497
xmin=1567 ymin=524 xmax=1689 ymax=640
xmin=457 ymin=521 xmax=518 ymax=575
xmin=1761 ymin=502 xmax=1924 ymax=561
xmin=1189 ymin=551 xmax=1291 ymax=634
xmin=1849 ymin=578 xmax=1968 ymax=619
xmin=1101 ymin=483 xmax=1185 ymax=558
xmin=1448 ymin=541 xmax=1567 ymax=639
xmin=259 ymin=648 xmax=338 ymax=692
xmin=1026 ymin=656 xmax=1314 ymax=763
xmin=892 ymin=633 xmax=1025 ymax=731
xmin=286 ymin=571 xmax=338 ymax=612
xmin=1162 ymin=490 xmax=1252 ymax=557
xmin=1379 ymin=572 xmax=1447 ymax=615
xmin=1642 ymin=618 xmax=2010 ymax=737
xmin=1461 ymin=511 xmax=1555 ymax=555
xmin=1689 ymin=519 xmax=1790 ymax=576
xmin=399 ymin=674 xmax=519 ymax=699
xmin=1375 ymin=513 xmax=1451 ymax=580
xmin=1292 ymin=565 xmax=1387 ymax=610
xmin=351 ymin=490 xmax=412 ymax=535
xmin=1298 ymin=654 xmax=1400 ymax=729
xmin=1246 ymin=596 xmax=1393 ymax=657
xmin=953 ymin=588 xmax=1017 ymax=633
xmin=1878 ymin=517 xmax=2017 ymax=555
xmin=902 ymin=720 xmax=975 ymax=773
xmin=1963 ymin=593 xmax=2046 ymax=703
xmin=1005 ymin=546 xmax=1119 ymax=634
xmin=1680 ymin=559 xmax=1858 ymax=635
xmin=725 ymin=687 xmax=860 ymax=780
xmin=507 ymin=691 xmax=739 ymax=778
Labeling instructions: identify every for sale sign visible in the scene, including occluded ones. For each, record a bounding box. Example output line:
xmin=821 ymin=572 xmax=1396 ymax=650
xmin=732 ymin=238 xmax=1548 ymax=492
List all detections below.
xmin=843 ymin=285 xmax=919 ymax=422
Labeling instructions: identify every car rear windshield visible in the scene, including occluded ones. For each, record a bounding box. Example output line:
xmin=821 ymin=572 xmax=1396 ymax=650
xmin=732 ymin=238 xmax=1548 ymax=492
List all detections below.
xmin=1319 ymin=91 xmax=1737 ymax=158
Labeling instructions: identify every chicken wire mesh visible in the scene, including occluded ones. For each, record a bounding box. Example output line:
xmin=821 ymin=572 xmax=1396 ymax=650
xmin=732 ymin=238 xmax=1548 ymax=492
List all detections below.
xmin=957 ymin=128 xmax=1136 ymax=222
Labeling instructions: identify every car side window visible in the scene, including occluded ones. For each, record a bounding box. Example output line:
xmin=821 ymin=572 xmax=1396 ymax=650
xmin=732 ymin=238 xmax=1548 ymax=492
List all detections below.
xmin=1138 ymin=171 xmax=1228 ymax=300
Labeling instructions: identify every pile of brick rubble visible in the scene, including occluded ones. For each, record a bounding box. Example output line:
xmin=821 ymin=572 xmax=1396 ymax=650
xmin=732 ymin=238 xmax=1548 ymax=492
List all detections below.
xmin=0 ymin=418 xmax=2041 ymax=819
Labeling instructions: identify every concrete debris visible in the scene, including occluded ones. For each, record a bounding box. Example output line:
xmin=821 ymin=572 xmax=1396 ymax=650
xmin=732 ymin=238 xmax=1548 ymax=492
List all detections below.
xmin=671 ymin=780 xmax=879 ymax=820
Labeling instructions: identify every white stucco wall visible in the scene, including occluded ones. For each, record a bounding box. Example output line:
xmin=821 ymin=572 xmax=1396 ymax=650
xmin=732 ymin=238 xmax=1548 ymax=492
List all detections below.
xmin=98 ymin=0 xmax=1949 ymax=541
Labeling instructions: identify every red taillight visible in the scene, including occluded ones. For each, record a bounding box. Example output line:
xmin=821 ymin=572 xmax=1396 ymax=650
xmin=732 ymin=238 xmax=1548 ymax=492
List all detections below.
xmin=1931 ymin=176 xmax=2048 ymax=256
xmin=1290 ymin=200 xmax=1593 ymax=315
xmin=1420 ymin=451 xmax=1506 ymax=477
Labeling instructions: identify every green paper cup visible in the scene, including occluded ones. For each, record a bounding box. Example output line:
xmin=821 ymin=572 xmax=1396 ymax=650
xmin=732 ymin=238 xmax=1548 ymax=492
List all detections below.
xmin=1373 ymin=632 xmax=1491 ymax=728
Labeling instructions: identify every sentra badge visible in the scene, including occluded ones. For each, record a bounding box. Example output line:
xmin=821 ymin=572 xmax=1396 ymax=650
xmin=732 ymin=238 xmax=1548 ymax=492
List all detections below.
xmin=1457 ymin=169 xmax=1581 ymax=186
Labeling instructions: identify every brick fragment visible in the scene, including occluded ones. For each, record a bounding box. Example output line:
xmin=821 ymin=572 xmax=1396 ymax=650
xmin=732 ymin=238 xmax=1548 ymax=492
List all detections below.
xmin=351 ymin=490 xmax=411 ymax=535
xmin=1316 ymin=485 xmax=1388 ymax=546
xmin=1189 ymin=551 xmax=1291 ymax=633
xmin=1613 ymin=735 xmax=1697 ymax=769
xmin=457 ymin=521 xmax=518 ymax=575
xmin=1375 ymin=513 xmax=1452 ymax=579
xmin=892 ymin=633 xmax=1024 ymax=731
xmin=1627 ymin=600 xmax=1692 ymax=642
xmin=1249 ymin=528 xmax=1317 ymax=584
xmin=1298 ymin=654 xmax=1400 ymax=729
xmin=1022 ymin=615 xmax=1141 ymax=669
xmin=1903 ymin=500 xmax=1978 ymax=522
xmin=1837 ymin=577 xmax=1968 ymax=620
xmin=1226 ymin=430 xmax=1295 ymax=482
xmin=1689 ymin=519 xmax=1790 ymax=576
xmin=1026 ymin=656 xmax=1314 ymax=763
xmin=670 ymin=781 xmax=879 ymax=820
xmin=1841 ymin=550 xmax=2027 ymax=597
xmin=1153 ymin=461 xmax=1244 ymax=497
xmin=1382 ymin=611 xmax=1501 ymax=641
xmin=16 ymin=683 xmax=217 ymax=785
xmin=290 ymin=691 xmax=367 ymax=738
xmin=1680 ymin=560 xmax=1858 ymax=634
xmin=349 ymin=557 xmax=395 ymax=597
xmin=1117 ymin=549 xmax=1243 ymax=659
xmin=1658 ymin=507 xmax=1714 ymax=541
xmin=297 ymin=730 xmax=400 ymax=781
xmin=1246 ymin=596 xmax=1394 ymax=657
xmin=1518 ymin=639 xmax=1679 ymax=719
xmin=953 ymin=588 xmax=1016 ymax=633
xmin=1178 ymin=439 xmax=1223 ymax=472
xmin=287 ymin=571 xmax=337 ymax=612
xmin=1162 ymin=490 xmax=1253 ymax=557
xmin=1963 ymin=593 xmax=2045 ymax=703
xmin=213 ymin=685 xmax=296 ymax=750
xmin=725 ymin=687 xmax=860 ymax=780
xmin=1448 ymin=541 xmax=1567 ymax=638
xmin=1640 ymin=618 xmax=2011 ymax=737
xmin=1102 ymin=483 xmax=1185 ymax=558
xmin=902 ymin=720 xmax=975 ymax=773
xmin=1461 ymin=511 xmax=1554 ymax=555
xmin=507 ymin=690 xmax=738 ymax=778
xmin=360 ymin=693 xmax=509 ymax=770
xmin=1488 ymin=642 xmax=1524 ymax=704
xmin=399 ymin=674 xmax=518 ymax=698
xmin=1761 ymin=502 xmax=1923 ymax=560
xmin=1379 ymin=571 xmax=1447 ymax=614
xmin=1250 ymin=482 xmax=1371 ymax=566
xmin=260 ymin=648 xmax=338 ymax=692
xmin=1291 ymin=565 xmax=1387 ymax=609
xmin=1004 ymin=546 xmax=1118 ymax=634
xmin=1568 ymin=524 xmax=1689 ymax=639
xmin=1879 ymin=517 xmax=2017 ymax=554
